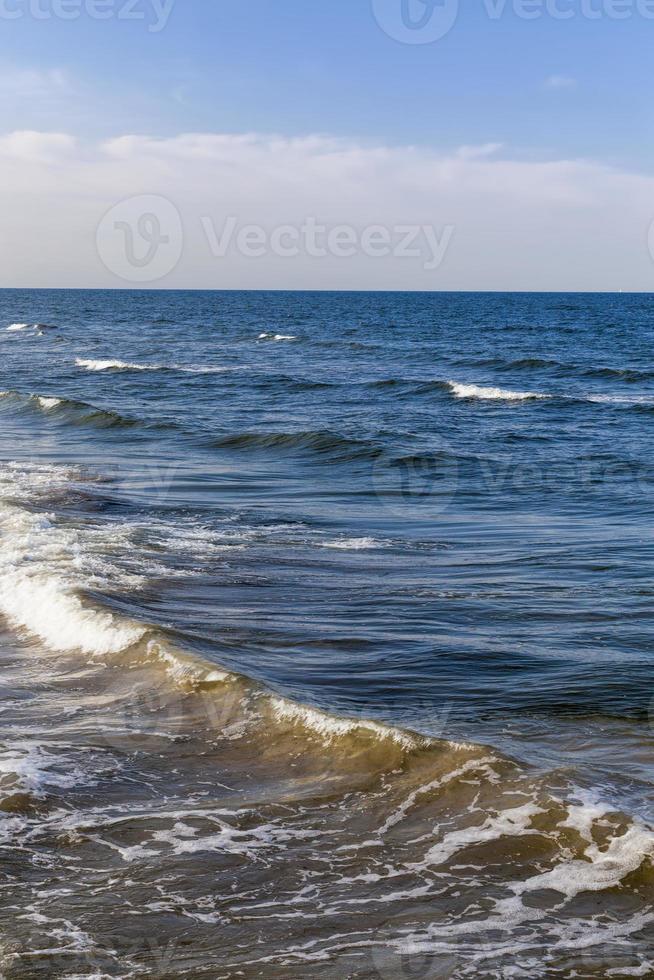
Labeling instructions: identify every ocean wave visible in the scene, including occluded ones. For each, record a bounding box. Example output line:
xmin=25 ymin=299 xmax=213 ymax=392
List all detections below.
xmin=0 ymin=565 xmax=146 ymax=656
xmin=0 ymin=460 xmax=463 ymax=766
xmin=582 ymin=365 xmax=654 ymax=382
xmin=446 ymin=381 xmax=551 ymax=401
xmin=75 ymin=358 xmax=160 ymax=372
xmin=584 ymin=393 xmax=654 ymax=407
xmin=268 ymin=696 xmax=428 ymax=751
xmin=6 ymin=322 xmax=57 ymax=335
xmin=0 ymin=500 xmax=146 ymax=655
xmin=453 ymin=356 xmax=654 ymax=386
xmin=0 ymin=460 xmax=649 ymax=823
xmin=211 ymin=429 xmax=380 ymax=460
xmin=0 ymin=463 xmax=235 ymax=658
xmin=1 ymin=455 xmax=654 ymax=970
xmin=126 ymin=638 xmax=458 ymax=764
xmin=496 ymin=356 xmax=562 ymax=370
xmin=457 ymin=356 xmax=564 ymax=371
xmin=0 ymin=388 xmax=143 ymax=429
xmin=446 ymin=382 xmax=654 ymax=409
xmin=29 ymin=394 xmax=141 ymax=428
xmin=90 ymin=639 xmax=654 ymax=933
xmin=75 ymin=358 xmax=226 ymax=374
xmin=34 ymin=396 xmax=64 ymax=411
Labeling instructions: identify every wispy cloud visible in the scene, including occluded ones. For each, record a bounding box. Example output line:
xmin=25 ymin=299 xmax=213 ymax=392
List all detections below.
xmin=0 ymin=67 xmax=72 ymax=99
xmin=544 ymin=74 xmax=577 ymax=90
xmin=456 ymin=143 xmax=504 ymax=160
xmin=0 ymin=130 xmax=76 ymax=163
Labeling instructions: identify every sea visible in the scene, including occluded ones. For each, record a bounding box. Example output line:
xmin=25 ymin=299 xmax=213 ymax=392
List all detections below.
xmin=0 ymin=288 xmax=653 ymax=979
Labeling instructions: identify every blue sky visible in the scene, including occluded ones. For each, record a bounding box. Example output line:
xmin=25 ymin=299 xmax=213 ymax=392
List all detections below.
xmin=2 ymin=1 xmax=654 ymax=290
xmin=4 ymin=0 xmax=652 ymax=168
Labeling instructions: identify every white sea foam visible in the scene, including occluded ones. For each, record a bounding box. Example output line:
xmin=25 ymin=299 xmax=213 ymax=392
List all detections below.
xmin=270 ymin=696 xmax=426 ymax=750
xmin=75 ymin=357 xmax=226 ymax=374
xmin=146 ymin=640 xmax=232 ymax=687
xmin=0 ymin=462 xmax=257 ymax=657
xmin=75 ymin=358 xmax=158 ymax=372
xmin=178 ymin=365 xmax=227 ymax=373
xmin=389 ymin=795 xmax=654 ymax=979
xmin=6 ymin=323 xmax=30 ymax=332
xmin=418 ymin=800 xmax=545 ymax=867
xmin=447 ymin=381 xmax=549 ymax=401
xmin=150 ymin=814 xmax=317 ymax=859
xmin=321 ymin=537 xmax=379 ymax=551
xmin=377 ymin=756 xmax=498 ymax=836
xmin=0 ymin=567 xmax=146 ymax=656
xmin=0 ymin=742 xmax=90 ymax=795
xmin=586 ymin=393 xmax=654 ymax=406
xmin=0 ymin=469 xmax=146 ymax=656
xmin=0 ymin=460 xmax=84 ymax=498
xmin=513 ymin=815 xmax=654 ymax=900
xmin=35 ymin=396 xmax=63 ymax=411
xmin=561 ymin=790 xmax=614 ymax=841
xmin=258 ymin=332 xmax=297 ymax=341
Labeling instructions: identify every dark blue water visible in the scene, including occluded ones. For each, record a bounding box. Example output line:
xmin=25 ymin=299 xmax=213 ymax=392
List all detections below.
xmin=3 ymin=289 xmax=653 ymax=728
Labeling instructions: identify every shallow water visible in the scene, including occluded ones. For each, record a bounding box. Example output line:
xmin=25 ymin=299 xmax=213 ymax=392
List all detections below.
xmin=0 ymin=290 xmax=653 ymax=977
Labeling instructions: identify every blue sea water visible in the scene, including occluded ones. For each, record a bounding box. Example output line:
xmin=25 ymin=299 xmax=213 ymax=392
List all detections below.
xmin=1 ymin=289 xmax=653 ymax=977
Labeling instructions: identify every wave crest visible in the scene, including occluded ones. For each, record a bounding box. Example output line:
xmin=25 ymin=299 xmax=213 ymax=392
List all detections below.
xmin=212 ymin=428 xmax=380 ymax=460
xmin=75 ymin=358 xmax=226 ymax=374
xmin=446 ymin=381 xmax=550 ymax=402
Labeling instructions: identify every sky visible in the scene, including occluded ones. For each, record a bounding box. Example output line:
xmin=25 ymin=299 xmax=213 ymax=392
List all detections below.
xmin=2 ymin=0 xmax=654 ymax=290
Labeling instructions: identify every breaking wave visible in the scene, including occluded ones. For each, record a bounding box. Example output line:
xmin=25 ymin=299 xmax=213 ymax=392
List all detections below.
xmin=446 ymin=381 xmax=551 ymax=401
xmin=0 ymin=459 xmax=466 ymax=766
xmin=5 ymin=323 xmax=57 ymax=335
xmin=75 ymin=358 xmax=227 ymax=374
xmin=444 ymin=381 xmax=654 ymax=410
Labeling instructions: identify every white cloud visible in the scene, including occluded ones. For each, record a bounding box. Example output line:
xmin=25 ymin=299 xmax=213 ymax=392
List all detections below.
xmin=544 ymin=74 xmax=577 ymax=90
xmin=456 ymin=143 xmax=504 ymax=160
xmin=0 ymin=130 xmax=77 ymax=163
xmin=0 ymin=130 xmax=653 ymax=291
xmin=0 ymin=67 xmax=72 ymax=98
